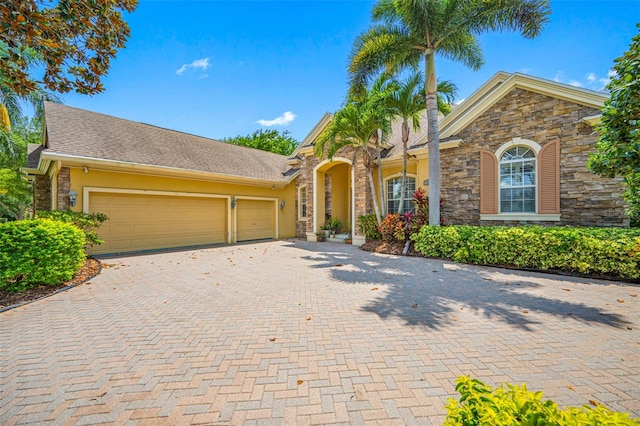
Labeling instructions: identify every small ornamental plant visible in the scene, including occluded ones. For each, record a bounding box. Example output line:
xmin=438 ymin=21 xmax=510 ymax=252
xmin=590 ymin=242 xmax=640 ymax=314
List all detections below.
xmin=444 ymin=376 xmax=639 ymax=425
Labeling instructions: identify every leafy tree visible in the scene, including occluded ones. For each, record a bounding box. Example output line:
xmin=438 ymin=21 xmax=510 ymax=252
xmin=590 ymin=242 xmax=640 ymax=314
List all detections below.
xmin=349 ymin=0 xmax=550 ymax=225
xmin=588 ymin=25 xmax=640 ymax=223
xmin=1 ymin=0 xmax=137 ymax=96
xmin=0 ymin=116 xmax=39 ymax=220
xmin=223 ymin=129 xmax=299 ymax=156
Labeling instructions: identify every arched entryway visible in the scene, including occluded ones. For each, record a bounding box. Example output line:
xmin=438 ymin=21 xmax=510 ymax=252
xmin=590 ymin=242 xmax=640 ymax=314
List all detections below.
xmin=313 ymin=158 xmax=354 ymax=237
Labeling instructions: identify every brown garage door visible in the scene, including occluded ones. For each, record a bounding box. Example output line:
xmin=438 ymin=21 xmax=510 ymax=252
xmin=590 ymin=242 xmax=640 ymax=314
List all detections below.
xmin=89 ymin=192 xmax=227 ymax=254
xmin=236 ymin=199 xmax=275 ymax=242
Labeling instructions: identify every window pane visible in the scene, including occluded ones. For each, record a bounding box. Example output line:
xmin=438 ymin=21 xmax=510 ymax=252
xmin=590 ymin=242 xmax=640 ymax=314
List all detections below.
xmin=499 ymin=146 xmax=537 ymax=213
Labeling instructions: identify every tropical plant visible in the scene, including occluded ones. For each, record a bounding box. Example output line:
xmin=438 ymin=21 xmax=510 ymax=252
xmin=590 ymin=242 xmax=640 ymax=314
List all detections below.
xmin=348 ymin=74 xmax=398 ymax=217
xmin=349 ymin=0 xmax=550 ymax=225
xmin=588 ymin=24 xmax=640 ymax=223
xmin=315 ymin=81 xmax=394 ymax=224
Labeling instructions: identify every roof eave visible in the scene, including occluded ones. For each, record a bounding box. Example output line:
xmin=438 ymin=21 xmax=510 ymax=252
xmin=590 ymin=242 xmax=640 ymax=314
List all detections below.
xmin=39 ymin=152 xmax=294 ymax=188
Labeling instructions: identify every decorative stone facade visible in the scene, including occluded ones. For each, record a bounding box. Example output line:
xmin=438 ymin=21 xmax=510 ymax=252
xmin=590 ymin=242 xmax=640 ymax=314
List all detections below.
xmin=297 ymin=145 xmax=373 ymax=239
xmin=33 ymin=174 xmax=51 ymax=212
xmin=440 ymin=88 xmax=627 ymax=227
xmin=56 ymin=167 xmax=71 ymax=210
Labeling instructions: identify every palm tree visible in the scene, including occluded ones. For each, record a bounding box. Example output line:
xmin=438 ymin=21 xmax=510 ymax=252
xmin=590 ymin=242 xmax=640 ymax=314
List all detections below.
xmin=349 ymin=0 xmax=550 ymax=225
xmin=386 ymin=74 xmax=458 ymax=214
xmin=349 ymin=73 xmax=397 ymax=217
xmin=315 ymin=99 xmax=393 ymax=225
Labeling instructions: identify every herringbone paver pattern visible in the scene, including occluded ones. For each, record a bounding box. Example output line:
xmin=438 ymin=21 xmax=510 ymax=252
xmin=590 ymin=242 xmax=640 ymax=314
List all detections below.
xmin=1 ymin=240 xmax=639 ymax=425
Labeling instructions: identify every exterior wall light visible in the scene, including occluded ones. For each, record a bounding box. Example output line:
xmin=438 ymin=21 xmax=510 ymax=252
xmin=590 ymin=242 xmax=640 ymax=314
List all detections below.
xmin=280 ymin=200 xmax=285 ymax=210
xmin=231 ymin=196 xmax=237 ymax=209
xmin=69 ymin=190 xmax=78 ymax=207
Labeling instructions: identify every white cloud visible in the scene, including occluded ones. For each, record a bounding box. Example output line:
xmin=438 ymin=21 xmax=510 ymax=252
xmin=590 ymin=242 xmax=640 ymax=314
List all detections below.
xmin=569 ymin=80 xmax=583 ymax=88
xmin=257 ymin=111 xmax=296 ymax=126
xmin=553 ymin=71 xmax=564 ymax=83
xmin=176 ymin=58 xmax=211 ymax=75
xmin=586 ymin=72 xmax=597 ymax=83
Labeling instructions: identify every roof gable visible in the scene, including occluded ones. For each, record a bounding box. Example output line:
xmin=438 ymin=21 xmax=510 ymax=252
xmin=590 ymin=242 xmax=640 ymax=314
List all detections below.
xmin=439 ymin=72 xmax=608 ymax=139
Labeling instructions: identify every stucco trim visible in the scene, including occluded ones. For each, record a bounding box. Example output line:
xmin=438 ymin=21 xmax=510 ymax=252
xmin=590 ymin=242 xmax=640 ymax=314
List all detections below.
xmin=39 ymin=152 xmax=292 ymax=188
xmin=495 ymin=137 xmax=541 ymax=158
xmin=480 ymin=214 xmax=561 ymax=221
xmin=582 ymin=114 xmax=602 ymax=127
xmin=298 ymin=185 xmax=308 ymax=222
xmin=82 ymin=187 xmax=233 ymax=244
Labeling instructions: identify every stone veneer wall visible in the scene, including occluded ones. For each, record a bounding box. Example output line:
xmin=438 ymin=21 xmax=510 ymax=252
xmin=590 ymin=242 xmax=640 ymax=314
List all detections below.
xmin=440 ymin=88 xmax=627 ymax=227
xmin=33 ymin=174 xmax=51 ymax=212
xmin=298 ymin=146 xmax=373 ymax=238
xmin=56 ymin=167 xmax=71 ymax=211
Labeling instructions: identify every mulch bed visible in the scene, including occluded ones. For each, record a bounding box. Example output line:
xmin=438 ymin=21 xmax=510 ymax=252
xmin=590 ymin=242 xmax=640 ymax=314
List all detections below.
xmin=0 ymin=258 xmax=102 ymax=310
xmin=360 ymin=239 xmax=421 ymax=256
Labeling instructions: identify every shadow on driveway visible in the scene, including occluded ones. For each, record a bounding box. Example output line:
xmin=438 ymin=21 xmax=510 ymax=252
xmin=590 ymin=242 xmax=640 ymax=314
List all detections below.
xmin=286 ymin=240 xmax=632 ymax=332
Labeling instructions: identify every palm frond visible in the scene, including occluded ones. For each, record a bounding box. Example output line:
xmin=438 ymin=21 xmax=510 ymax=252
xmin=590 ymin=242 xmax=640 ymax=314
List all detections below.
xmin=348 ymin=25 xmax=421 ymax=97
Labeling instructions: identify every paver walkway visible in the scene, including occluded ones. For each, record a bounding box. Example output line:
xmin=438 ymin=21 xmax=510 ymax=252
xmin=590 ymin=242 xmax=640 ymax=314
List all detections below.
xmin=1 ymin=240 xmax=639 ymax=425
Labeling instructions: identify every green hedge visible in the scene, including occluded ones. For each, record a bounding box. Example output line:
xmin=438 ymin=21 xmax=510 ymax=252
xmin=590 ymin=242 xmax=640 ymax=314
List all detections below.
xmin=411 ymin=225 xmax=640 ymax=279
xmin=444 ymin=376 xmax=638 ymax=425
xmin=0 ymin=219 xmax=86 ymax=292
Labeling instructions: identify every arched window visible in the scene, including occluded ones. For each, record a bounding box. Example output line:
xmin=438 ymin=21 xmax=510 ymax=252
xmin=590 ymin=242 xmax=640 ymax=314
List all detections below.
xmin=499 ymin=146 xmax=536 ymax=213
xmin=386 ymin=177 xmax=415 ymax=213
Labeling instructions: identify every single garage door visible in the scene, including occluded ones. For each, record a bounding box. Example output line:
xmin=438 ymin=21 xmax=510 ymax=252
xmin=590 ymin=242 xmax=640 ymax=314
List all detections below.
xmin=236 ymin=199 xmax=275 ymax=242
xmin=89 ymin=192 xmax=227 ymax=254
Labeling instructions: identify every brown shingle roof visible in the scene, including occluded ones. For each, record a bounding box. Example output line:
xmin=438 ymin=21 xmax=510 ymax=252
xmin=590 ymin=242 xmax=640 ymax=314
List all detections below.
xmin=26 ymin=144 xmax=45 ymax=169
xmin=41 ymin=102 xmax=293 ymax=182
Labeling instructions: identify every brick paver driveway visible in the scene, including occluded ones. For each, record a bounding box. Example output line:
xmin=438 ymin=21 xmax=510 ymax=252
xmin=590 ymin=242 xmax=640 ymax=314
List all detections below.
xmin=2 ymin=240 xmax=639 ymax=425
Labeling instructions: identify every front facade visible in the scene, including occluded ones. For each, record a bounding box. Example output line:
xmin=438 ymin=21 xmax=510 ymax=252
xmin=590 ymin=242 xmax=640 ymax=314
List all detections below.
xmin=25 ymin=72 xmax=627 ymax=255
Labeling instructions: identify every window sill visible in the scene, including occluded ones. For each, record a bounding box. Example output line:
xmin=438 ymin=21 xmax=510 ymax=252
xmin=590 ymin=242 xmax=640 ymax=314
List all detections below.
xmin=480 ymin=214 xmax=561 ymax=222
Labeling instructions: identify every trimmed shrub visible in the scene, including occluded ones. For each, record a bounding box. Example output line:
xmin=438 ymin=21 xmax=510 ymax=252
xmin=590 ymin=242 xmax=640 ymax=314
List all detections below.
xmin=0 ymin=219 xmax=86 ymax=292
xmin=444 ymin=376 xmax=638 ymax=425
xmin=358 ymin=214 xmax=382 ymax=241
xmin=411 ymin=225 xmax=640 ymax=279
xmin=36 ymin=210 xmax=108 ymax=247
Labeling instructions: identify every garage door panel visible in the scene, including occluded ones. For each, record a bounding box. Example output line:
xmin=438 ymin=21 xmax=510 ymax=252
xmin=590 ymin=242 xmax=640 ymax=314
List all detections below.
xmin=89 ymin=192 xmax=227 ymax=254
xmin=236 ymin=199 xmax=275 ymax=242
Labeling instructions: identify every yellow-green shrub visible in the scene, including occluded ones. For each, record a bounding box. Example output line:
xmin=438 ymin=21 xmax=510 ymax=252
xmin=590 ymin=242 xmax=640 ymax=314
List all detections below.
xmin=0 ymin=219 xmax=86 ymax=291
xmin=411 ymin=225 xmax=640 ymax=279
xmin=444 ymin=376 xmax=639 ymax=425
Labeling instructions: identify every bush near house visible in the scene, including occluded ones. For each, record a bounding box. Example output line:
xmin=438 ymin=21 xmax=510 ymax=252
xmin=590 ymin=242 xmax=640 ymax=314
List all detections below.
xmin=411 ymin=225 xmax=640 ymax=279
xmin=36 ymin=210 xmax=108 ymax=247
xmin=0 ymin=219 xmax=86 ymax=292
xmin=358 ymin=214 xmax=382 ymax=240
xmin=444 ymin=376 xmax=638 ymax=425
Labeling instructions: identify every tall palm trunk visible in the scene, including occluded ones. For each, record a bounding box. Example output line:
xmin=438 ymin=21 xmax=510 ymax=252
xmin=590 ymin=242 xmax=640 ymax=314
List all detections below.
xmin=425 ymin=53 xmax=440 ymax=226
xmin=373 ymin=129 xmax=386 ymax=217
xmin=398 ymin=120 xmax=409 ymax=213
xmin=367 ymin=163 xmax=382 ymax=224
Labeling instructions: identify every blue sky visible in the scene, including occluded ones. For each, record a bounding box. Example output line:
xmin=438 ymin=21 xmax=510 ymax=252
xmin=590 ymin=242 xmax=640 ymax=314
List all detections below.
xmin=61 ymin=0 xmax=639 ymax=142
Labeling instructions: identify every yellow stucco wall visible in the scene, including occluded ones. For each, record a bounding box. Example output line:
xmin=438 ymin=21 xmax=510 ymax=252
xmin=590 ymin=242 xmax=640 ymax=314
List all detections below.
xmin=67 ymin=167 xmax=297 ymax=242
xmin=328 ymin=163 xmax=350 ymax=232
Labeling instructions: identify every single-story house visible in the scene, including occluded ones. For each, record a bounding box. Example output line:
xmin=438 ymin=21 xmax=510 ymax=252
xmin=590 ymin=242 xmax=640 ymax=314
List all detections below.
xmin=24 ymin=72 xmax=627 ymax=254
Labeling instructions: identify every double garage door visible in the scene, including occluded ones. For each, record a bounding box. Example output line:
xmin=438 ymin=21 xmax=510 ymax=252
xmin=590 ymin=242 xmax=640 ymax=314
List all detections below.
xmin=89 ymin=192 xmax=275 ymax=254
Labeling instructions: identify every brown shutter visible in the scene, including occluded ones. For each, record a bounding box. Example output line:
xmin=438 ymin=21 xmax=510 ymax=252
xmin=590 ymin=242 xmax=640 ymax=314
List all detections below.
xmin=480 ymin=149 xmax=498 ymax=214
xmin=538 ymin=138 xmax=560 ymax=214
